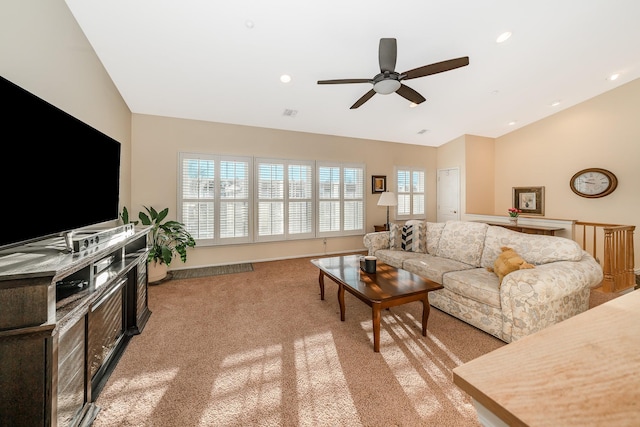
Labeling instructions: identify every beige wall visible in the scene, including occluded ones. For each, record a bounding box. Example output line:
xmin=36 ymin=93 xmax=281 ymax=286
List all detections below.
xmin=465 ymin=135 xmax=495 ymax=214
xmin=0 ymin=0 xmax=133 ymax=211
xmin=130 ymin=114 xmax=436 ymax=268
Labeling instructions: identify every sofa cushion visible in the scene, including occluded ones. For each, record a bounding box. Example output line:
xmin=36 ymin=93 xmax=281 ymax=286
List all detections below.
xmin=426 ymin=222 xmax=445 ymax=254
xmin=442 ymin=268 xmax=501 ymax=309
xmin=373 ymin=249 xmax=420 ymax=268
xmin=480 ymin=226 xmax=584 ymax=268
xmin=435 ymin=221 xmax=489 ymax=267
xmin=402 ymin=255 xmax=475 ymax=284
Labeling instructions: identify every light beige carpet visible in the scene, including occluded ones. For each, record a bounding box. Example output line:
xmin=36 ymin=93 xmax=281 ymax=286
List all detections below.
xmin=90 ymin=255 xmax=512 ymax=426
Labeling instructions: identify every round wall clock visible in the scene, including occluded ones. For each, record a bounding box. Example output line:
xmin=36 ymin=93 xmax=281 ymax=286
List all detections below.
xmin=570 ymin=168 xmax=618 ymax=198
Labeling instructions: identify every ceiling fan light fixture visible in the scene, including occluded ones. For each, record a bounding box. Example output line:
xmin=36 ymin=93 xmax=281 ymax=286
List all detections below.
xmin=373 ymin=79 xmax=401 ymax=94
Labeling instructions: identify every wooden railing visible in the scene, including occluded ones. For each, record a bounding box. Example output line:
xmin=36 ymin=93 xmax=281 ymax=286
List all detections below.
xmin=573 ymin=222 xmax=636 ymax=293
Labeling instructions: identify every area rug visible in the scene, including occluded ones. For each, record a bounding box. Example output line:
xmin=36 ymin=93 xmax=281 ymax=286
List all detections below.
xmin=170 ymin=263 xmax=254 ymax=280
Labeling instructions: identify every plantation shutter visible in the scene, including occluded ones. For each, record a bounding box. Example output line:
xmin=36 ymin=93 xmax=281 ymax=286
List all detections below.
xmin=219 ymin=159 xmax=250 ymax=242
xmin=288 ymin=163 xmax=313 ymax=237
xmin=256 ymin=159 xmax=314 ymax=241
xmin=180 ymin=154 xmax=215 ymax=240
xmin=396 ymin=167 xmax=425 ymax=220
xmin=318 ymin=162 xmax=365 ymax=236
xmin=343 ymin=167 xmax=364 ymax=231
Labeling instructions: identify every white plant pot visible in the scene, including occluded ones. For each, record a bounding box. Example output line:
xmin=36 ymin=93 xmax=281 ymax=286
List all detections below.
xmin=148 ymin=261 xmax=168 ymax=283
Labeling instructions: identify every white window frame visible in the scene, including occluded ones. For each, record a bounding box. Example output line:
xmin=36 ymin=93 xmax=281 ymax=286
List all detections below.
xmin=178 ymin=152 xmax=253 ymax=246
xmin=179 ymin=153 xmax=365 ymax=244
xmin=395 ymin=166 xmax=426 ymax=221
xmin=254 ymin=158 xmax=315 ymax=242
xmin=317 ymin=161 xmax=365 ymax=238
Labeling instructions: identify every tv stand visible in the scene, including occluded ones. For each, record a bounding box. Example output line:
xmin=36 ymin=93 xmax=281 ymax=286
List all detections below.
xmin=0 ymin=226 xmax=151 ymax=427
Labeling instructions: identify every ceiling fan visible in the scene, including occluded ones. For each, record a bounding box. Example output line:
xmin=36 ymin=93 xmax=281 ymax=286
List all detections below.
xmin=317 ymin=38 xmax=469 ymax=109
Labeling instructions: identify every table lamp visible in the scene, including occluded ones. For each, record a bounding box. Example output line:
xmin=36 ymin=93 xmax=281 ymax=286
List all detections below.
xmin=377 ymin=191 xmax=397 ymax=230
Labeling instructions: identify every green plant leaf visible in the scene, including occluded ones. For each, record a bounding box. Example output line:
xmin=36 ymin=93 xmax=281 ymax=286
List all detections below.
xmin=138 ymin=205 xmax=196 ymax=266
xmin=138 ymin=213 xmax=150 ymax=225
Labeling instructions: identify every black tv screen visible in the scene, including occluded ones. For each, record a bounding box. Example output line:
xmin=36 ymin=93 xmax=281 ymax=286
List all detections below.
xmin=1 ymin=75 xmax=121 ymax=249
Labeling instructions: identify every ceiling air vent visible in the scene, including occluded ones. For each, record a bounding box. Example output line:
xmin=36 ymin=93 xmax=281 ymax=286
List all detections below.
xmin=282 ymin=109 xmax=298 ymax=117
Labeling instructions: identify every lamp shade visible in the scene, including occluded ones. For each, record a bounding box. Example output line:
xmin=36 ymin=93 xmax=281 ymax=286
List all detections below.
xmin=377 ymin=191 xmax=397 ymax=207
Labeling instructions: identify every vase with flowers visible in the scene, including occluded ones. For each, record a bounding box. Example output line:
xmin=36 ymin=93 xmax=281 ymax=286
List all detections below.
xmin=508 ymin=208 xmax=522 ymax=225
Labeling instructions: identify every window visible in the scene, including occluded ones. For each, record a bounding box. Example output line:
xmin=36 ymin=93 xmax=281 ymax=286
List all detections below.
xmin=318 ymin=162 xmax=364 ymax=237
xmin=179 ymin=153 xmax=364 ymax=245
xmin=179 ymin=153 xmax=252 ymax=245
xmin=256 ymin=159 xmax=314 ymax=241
xmin=396 ymin=167 xmax=425 ymax=220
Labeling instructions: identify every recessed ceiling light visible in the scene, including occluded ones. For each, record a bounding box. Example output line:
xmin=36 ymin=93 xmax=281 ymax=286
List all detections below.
xmin=508 ymin=120 xmax=517 ymax=126
xmin=608 ymin=73 xmax=620 ymax=81
xmin=280 ymin=74 xmax=292 ymax=83
xmin=551 ymin=100 xmax=561 ymax=107
xmin=245 ymin=20 xmax=254 ymax=29
xmin=496 ymin=32 xmax=512 ymax=43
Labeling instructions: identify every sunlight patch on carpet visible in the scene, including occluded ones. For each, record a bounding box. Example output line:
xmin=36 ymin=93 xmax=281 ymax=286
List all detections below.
xmin=171 ymin=263 xmax=253 ymax=279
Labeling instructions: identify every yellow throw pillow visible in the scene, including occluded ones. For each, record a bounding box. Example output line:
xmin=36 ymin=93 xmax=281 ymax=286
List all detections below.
xmin=488 ymin=246 xmax=535 ymax=284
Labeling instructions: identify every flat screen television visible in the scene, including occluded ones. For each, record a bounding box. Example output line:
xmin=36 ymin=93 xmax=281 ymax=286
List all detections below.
xmin=1 ymin=75 xmax=121 ymax=250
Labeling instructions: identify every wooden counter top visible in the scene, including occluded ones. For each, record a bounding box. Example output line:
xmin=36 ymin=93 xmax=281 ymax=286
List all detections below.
xmin=452 ymin=289 xmax=640 ymax=426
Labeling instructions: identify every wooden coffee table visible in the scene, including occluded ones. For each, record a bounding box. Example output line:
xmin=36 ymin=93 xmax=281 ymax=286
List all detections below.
xmin=311 ymin=255 xmax=443 ymax=352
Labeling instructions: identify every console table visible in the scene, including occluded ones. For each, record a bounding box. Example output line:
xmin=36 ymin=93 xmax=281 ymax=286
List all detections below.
xmin=0 ymin=226 xmax=151 ymax=426
xmin=453 ymin=290 xmax=640 ymax=426
xmin=478 ymin=221 xmax=563 ymax=236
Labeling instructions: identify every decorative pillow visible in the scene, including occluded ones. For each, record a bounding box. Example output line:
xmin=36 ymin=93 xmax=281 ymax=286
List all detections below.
xmin=401 ymin=224 xmax=425 ymax=252
xmin=389 ymin=223 xmax=403 ymax=250
xmin=488 ymin=246 xmax=535 ymax=284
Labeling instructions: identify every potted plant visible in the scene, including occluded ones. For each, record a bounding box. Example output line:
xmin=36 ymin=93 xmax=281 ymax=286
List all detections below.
xmin=507 ymin=207 xmax=522 ymax=225
xmin=138 ymin=206 xmax=196 ymax=283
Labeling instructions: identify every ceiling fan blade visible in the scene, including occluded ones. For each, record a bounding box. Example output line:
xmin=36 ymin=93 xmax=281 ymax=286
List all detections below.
xmin=350 ymin=89 xmax=376 ymax=109
xmin=401 ymin=56 xmax=469 ymax=80
xmin=396 ymin=84 xmax=426 ymax=105
xmin=317 ymin=78 xmax=371 ymax=85
xmin=378 ymin=38 xmax=397 ymax=72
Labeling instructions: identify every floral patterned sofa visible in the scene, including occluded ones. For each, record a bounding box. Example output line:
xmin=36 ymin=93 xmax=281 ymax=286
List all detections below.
xmin=363 ymin=220 xmax=603 ymax=343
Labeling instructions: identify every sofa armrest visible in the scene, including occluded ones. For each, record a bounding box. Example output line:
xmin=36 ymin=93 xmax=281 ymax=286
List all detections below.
xmin=363 ymin=231 xmax=390 ymax=256
xmin=499 ymin=252 xmax=603 ymax=342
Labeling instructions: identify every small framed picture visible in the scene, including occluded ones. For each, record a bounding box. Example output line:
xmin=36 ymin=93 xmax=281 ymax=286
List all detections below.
xmin=372 ymin=175 xmax=386 ymax=193
xmin=513 ymin=186 xmax=545 ymax=216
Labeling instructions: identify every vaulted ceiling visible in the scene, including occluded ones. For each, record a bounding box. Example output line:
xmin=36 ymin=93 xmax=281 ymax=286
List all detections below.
xmin=64 ymin=0 xmax=640 ymax=147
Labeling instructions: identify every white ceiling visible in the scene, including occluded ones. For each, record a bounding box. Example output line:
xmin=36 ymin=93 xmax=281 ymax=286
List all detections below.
xmin=64 ymin=0 xmax=640 ymax=147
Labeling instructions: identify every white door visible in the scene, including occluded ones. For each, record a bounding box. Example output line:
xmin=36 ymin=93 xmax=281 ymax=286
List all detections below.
xmin=437 ymin=168 xmax=460 ymax=223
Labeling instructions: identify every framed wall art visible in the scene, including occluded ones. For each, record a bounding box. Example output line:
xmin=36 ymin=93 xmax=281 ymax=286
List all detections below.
xmin=512 ymin=186 xmax=545 ymax=216
xmin=372 ymin=175 xmax=386 ymax=193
